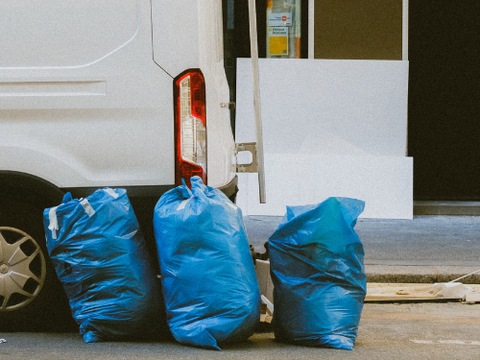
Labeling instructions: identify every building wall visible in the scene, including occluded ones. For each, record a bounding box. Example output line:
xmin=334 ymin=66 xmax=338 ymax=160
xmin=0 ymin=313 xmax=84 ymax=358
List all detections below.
xmin=314 ymin=0 xmax=403 ymax=60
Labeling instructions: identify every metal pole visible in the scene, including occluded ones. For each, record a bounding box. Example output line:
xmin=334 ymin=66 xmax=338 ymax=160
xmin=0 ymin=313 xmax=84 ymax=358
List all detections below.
xmin=247 ymin=0 xmax=266 ymax=204
xmin=308 ymin=0 xmax=314 ymax=59
xmin=402 ymin=0 xmax=409 ymax=61
xmin=403 ymin=0 xmax=409 ymax=157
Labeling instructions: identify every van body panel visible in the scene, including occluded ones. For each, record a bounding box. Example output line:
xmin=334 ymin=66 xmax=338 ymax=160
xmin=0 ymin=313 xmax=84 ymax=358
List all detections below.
xmin=151 ymin=0 xmax=201 ymax=76
xmin=0 ymin=106 xmax=174 ymax=187
xmin=0 ymin=0 xmax=236 ymax=190
xmin=0 ymin=0 xmax=140 ymax=68
xmin=152 ymin=0 xmax=236 ymax=187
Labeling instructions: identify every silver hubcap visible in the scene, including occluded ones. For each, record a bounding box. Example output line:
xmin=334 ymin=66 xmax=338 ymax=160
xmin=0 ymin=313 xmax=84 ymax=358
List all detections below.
xmin=0 ymin=227 xmax=46 ymax=311
xmin=0 ymin=264 xmax=9 ymax=274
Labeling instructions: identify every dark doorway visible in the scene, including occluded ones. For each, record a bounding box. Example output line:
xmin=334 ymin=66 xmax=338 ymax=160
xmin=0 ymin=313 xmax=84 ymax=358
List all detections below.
xmin=408 ymin=1 xmax=480 ymax=200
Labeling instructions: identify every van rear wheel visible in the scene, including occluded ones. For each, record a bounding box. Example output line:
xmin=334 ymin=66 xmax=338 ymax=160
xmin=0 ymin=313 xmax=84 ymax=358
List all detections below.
xmin=0 ymin=227 xmax=47 ymax=312
xmin=0 ymin=194 xmax=77 ymax=332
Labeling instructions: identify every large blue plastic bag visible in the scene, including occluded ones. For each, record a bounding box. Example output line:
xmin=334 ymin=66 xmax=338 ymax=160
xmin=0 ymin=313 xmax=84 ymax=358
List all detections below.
xmin=153 ymin=177 xmax=261 ymax=350
xmin=43 ymin=188 xmax=166 ymax=343
xmin=268 ymin=197 xmax=367 ymax=350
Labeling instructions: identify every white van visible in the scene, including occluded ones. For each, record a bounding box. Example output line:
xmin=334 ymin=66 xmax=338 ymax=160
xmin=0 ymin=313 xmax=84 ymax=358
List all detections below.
xmin=0 ymin=0 xmax=240 ymax=331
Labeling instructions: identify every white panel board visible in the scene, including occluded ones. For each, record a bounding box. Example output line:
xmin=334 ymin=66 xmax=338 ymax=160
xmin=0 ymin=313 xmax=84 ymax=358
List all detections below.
xmin=237 ymin=154 xmax=413 ymax=219
xmin=235 ymin=59 xmax=412 ymax=219
xmin=236 ymin=59 xmax=409 ymax=156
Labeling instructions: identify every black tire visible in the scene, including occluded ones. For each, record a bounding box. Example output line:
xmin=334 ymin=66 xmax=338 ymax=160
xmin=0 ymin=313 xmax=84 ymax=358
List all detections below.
xmin=0 ymin=193 xmax=77 ymax=332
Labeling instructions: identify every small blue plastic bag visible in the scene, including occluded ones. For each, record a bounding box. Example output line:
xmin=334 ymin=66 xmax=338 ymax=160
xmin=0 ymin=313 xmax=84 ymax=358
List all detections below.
xmin=43 ymin=188 xmax=166 ymax=343
xmin=269 ymin=197 xmax=367 ymax=350
xmin=153 ymin=177 xmax=261 ymax=350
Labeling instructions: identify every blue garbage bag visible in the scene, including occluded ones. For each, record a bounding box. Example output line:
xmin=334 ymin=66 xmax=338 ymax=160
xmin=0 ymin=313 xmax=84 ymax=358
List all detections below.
xmin=268 ymin=197 xmax=367 ymax=350
xmin=153 ymin=177 xmax=261 ymax=350
xmin=43 ymin=188 xmax=166 ymax=343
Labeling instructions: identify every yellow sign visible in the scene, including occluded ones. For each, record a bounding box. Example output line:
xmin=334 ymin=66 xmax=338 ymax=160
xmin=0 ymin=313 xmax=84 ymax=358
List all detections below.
xmin=268 ymin=27 xmax=288 ymax=56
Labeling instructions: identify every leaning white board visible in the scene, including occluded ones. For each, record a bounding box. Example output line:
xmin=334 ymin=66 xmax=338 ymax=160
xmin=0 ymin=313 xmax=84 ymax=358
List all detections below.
xmin=236 ymin=59 xmax=413 ymax=219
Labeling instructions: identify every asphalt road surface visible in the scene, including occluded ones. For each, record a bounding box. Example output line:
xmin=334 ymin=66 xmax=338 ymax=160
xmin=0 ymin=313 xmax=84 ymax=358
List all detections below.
xmin=2 ymin=302 xmax=480 ymax=360
xmin=244 ymin=215 xmax=480 ymax=267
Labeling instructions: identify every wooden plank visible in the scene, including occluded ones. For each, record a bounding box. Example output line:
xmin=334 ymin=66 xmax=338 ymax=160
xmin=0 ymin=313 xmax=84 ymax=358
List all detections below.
xmin=464 ymin=293 xmax=480 ymax=304
xmin=365 ymin=283 xmax=480 ymax=303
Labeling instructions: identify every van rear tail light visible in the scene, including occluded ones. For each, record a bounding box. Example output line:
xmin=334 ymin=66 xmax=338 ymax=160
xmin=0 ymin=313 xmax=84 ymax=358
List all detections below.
xmin=174 ymin=69 xmax=207 ymax=187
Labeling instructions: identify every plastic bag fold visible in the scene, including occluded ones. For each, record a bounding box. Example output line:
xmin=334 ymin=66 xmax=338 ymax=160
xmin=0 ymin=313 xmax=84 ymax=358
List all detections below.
xmin=269 ymin=197 xmax=367 ymax=350
xmin=44 ymin=188 xmax=166 ymax=343
xmin=153 ymin=177 xmax=261 ymax=350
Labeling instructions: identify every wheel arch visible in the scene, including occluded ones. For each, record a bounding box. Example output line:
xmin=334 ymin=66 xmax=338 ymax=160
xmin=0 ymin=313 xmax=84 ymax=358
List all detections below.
xmin=0 ymin=171 xmax=65 ymax=207
xmin=0 ymin=171 xmax=76 ymax=331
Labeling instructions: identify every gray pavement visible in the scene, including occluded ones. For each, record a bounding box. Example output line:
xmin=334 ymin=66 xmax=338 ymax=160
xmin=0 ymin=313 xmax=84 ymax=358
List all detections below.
xmin=3 ymin=303 xmax=480 ymax=359
xmin=244 ymin=215 xmax=480 ymax=284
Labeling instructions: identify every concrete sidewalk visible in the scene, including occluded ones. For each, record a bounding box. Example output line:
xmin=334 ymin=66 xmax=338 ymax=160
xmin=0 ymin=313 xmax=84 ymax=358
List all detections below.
xmin=244 ymin=215 xmax=480 ymax=284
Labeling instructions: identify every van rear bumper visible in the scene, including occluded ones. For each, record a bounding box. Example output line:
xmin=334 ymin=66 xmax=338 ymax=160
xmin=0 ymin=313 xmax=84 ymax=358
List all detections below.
xmin=218 ymin=175 xmax=238 ymax=201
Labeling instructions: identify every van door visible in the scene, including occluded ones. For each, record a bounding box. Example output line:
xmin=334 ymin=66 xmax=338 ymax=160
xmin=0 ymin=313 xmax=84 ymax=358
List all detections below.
xmin=0 ymin=0 xmax=174 ymax=188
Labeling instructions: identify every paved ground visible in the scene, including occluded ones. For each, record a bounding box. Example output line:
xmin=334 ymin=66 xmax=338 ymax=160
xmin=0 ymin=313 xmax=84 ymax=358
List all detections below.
xmin=244 ymin=215 xmax=480 ymax=283
xmin=2 ymin=303 xmax=480 ymax=360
